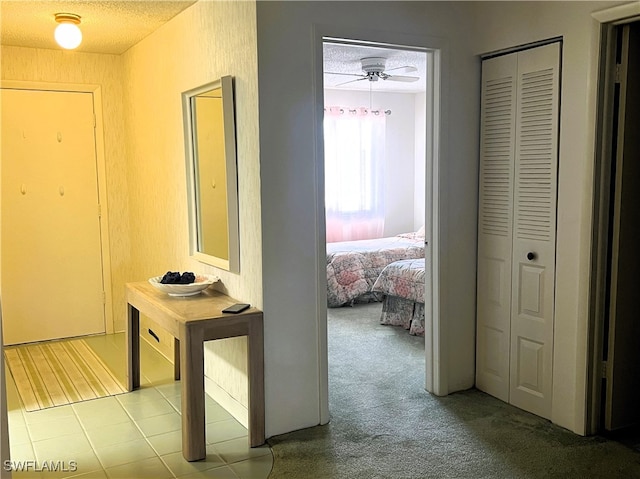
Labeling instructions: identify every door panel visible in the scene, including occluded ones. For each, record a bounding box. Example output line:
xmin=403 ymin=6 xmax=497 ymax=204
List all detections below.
xmin=475 ymin=53 xmax=517 ymax=402
xmin=1 ymin=88 xmax=105 ymax=344
xmin=509 ymin=43 xmax=560 ymax=420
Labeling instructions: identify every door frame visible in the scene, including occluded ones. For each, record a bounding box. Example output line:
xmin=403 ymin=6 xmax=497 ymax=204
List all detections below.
xmin=0 ymin=80 xmax=114 ymax=335
xmin=587 ymin=3 xmax=640 ymax=435
xmin=312 ymin=25 xmax=447 ymax=423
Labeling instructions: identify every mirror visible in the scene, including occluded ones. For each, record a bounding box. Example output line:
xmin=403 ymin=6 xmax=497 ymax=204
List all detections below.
xmin=182 ymin=76 xmax=239 ymax=272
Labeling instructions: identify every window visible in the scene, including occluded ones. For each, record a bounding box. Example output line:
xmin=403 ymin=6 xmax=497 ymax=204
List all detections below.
xmin=324 ymin=107 xmax=386 ymax=242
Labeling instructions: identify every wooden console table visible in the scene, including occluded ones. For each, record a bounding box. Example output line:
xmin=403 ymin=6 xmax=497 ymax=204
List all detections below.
xmin=125 ymin=281 xmax=265 ymax=461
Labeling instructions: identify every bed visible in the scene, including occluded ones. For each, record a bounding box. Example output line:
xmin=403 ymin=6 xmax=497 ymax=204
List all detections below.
xmin=326 ymin=233 xmax=425 ymax=307
xmin=371 ymin=258 xmax=426 ymax=336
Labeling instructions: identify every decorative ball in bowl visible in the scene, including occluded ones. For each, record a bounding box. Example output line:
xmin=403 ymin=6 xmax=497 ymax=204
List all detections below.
xmin=149 ymin=272 xmax=219 ymax=297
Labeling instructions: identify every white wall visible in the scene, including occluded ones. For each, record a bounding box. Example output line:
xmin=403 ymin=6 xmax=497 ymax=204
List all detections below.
xmin=414 ymin=91 xmax=427 ymax=231
xmin=471 ymin=0 xmax=624 ymax=434
xmin=324 ymin=88 xmax=420 ymax=236
xmin=257 ymin=1 xmax=480 ymax=436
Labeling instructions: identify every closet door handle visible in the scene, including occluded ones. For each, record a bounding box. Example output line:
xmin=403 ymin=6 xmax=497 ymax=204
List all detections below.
xmin=526 ymin=252 xmax=536 ymax=261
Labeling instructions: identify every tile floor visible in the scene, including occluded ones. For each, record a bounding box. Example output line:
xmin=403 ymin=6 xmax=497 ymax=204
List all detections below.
xmin=4 ymin=333 xmax=273 ymax=479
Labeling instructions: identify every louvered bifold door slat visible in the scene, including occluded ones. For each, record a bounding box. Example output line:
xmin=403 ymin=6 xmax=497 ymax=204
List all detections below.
xmin=475 ymin=53 xmax=517 ymax=403
xmin=509 ymin=43 xmax=560 ymax=420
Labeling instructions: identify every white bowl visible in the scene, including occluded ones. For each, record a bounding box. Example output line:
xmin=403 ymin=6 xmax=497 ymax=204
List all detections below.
xmin=148 ymin=274 xmax=219 ymax=297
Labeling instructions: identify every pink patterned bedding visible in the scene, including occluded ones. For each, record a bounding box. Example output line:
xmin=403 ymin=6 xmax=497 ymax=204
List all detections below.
xmin=371 ymin=258 xmax=425 ymax=303
xmin=372 ymin=258 xmax=426 ymax=336
xmin=326 ymin=236 xmax=424 ymax=307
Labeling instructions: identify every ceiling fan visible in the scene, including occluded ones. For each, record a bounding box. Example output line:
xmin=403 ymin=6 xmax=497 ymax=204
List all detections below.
xmin=326 ymin=57 xmax=419 ymax=87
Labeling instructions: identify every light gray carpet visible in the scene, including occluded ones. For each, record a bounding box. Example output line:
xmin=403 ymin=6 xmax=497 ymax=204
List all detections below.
xmin=267 ymin=302 xmax=640 ymax=478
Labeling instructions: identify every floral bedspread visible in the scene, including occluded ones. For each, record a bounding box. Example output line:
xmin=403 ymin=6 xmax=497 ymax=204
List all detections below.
xmin=371 ymin=258 xmax=426 ymax=303
xmin=326 ymin=236 xmax=424 ymax=307
xmin=372 ymin=258 xmax=426 ymax=336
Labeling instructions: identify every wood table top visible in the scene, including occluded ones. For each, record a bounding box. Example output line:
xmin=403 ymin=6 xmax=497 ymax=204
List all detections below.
xmin=126 ymin=281 xmax=260 ymax=326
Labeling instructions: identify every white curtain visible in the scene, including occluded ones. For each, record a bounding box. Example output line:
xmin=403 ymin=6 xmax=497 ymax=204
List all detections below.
xmin=324 ymin=106 xmax=386 ymax=242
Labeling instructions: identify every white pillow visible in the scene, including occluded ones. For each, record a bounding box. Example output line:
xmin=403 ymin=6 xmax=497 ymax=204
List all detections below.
xmin=416 ymin=225 xmax=426 ymax=237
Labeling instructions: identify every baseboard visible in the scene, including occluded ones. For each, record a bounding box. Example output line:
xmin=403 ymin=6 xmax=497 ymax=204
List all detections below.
xmin=204 ymin=376 xmax=248 ymax=429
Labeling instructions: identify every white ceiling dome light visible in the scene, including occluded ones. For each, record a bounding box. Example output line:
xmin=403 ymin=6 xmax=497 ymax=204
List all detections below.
xmin=54 ymin=13 xmax=82 ymax=50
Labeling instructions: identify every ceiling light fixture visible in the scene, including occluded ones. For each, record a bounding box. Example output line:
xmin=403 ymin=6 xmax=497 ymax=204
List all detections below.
xmin=54 ymin=13 xmax=82 ymax=50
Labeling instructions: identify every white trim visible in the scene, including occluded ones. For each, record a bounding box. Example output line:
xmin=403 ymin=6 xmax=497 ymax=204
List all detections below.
xmin=592 ymin=1 xmax=640 ymax=24
xmin=0 ymin=80 xmax=114 ymax=335
xmin=204 ymin=375 xmax=248 ymax=428
xmin=311 ymin=26 xmax=330 ymax=425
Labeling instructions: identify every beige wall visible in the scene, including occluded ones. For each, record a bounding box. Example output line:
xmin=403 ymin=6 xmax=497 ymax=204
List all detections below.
xmin=1 ymin=0 xmax=260 ymax=421
xmin=121 ymin=0 xmax=260 ymax=416
xmin=0 ymin=46 xmax=130 ymax=332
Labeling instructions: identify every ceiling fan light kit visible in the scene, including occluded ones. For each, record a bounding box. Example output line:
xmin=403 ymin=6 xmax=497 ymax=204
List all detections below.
xmin=361 ymin=57 xmax=387 ymax=73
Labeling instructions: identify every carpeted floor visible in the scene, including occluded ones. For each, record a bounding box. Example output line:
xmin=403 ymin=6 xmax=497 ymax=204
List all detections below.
xmin=267 ymin=302 xmax=640 ymax=478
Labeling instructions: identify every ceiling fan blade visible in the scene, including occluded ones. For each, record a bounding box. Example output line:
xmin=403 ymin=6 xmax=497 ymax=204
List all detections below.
xmin=334 ymin=77 xmax=368 ymax=87
xmin=385 ymin=65 xmax=418 ymax=74
xmin=324 ymin=71 xmax=365 ymax=78
xmin=386 ymin=75 xmax=419 ymax=82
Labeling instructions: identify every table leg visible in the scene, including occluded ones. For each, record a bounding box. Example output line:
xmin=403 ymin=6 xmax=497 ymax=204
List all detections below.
xmin=180 ymin=323 xmax=206 ymax=461
xmin=126 ymin=304 xmax=140 ymax=391
xmin=247 ymin=316 xmax=265 ymax=447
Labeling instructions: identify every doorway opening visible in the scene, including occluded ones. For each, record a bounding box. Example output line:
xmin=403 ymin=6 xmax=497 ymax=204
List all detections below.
xmin=588 ymin=20 xmax=640 ymax=445
xmin=319 ymin=36 xmax=440 ymax=419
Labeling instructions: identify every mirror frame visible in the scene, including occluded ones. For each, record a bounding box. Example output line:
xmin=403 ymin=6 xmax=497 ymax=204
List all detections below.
xmin=182 ymin=75 xmax=240 ymax=272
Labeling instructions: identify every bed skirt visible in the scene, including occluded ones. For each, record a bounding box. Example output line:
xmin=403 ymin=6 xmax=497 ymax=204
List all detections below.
xmin=379 ymin=296 xmax=425 ymax=337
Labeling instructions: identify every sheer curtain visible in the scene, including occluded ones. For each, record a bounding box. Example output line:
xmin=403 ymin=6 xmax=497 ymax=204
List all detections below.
xmin=324 ymin=106 xmax=386 ymax=243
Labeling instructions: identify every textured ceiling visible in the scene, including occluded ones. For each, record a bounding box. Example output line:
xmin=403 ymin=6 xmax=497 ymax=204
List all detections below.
xmin=1 ymin=3 xmax=428 ymax=91
xmin=0 ymin=0 xmax=196 ymax=54
xmin=324 ymin=42 xmax=427 ymax=93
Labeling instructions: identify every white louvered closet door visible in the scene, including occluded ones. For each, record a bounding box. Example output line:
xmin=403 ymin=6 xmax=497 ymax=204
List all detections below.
xmin=475 ymin=53 xmax=517 ymax=403
xmin=509 ymin=43 xmax=560 ymax=419
xmin=476 ymin=43 xmax=560 ymax=420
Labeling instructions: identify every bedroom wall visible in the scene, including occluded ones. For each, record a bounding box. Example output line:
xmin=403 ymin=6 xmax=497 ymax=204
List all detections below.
xmin=257 ymin=1 xmax=480 ymax=436
xmin=0 ymin=46 xmax=128 ymax=331
xmin=323 ymin=88 xmax=420 ymax=236
xmin=414 ymin=91 xmax=427 ymax=232
xmin=470 ymin=0 xmax=623 ymax=434
xmin=121 ymin=0 xmax=260 ymax=424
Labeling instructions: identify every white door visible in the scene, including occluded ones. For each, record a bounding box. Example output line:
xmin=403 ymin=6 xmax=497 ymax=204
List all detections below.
xmin=1 ymin=88 xmax=105 ymax=345
xmin=475 ymin=53 xmax=517 ymax=402
xmin=509 ymin=43 xmax=560 ymax=420
xmin=476 ymin=43 xmax=560 ymax=420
